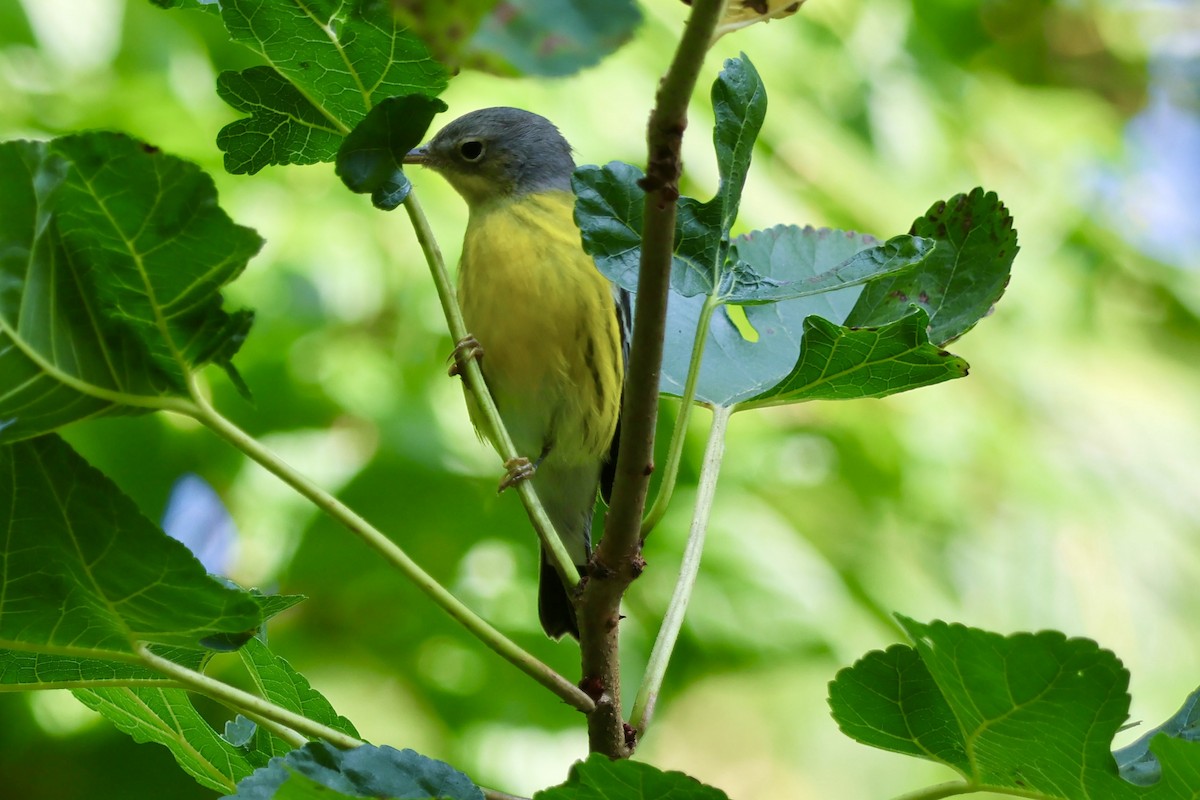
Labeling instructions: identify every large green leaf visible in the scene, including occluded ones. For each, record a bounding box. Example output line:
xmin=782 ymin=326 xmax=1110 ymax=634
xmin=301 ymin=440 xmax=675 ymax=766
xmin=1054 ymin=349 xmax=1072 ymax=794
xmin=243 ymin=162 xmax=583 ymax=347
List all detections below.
xmin=534 ymin=755 xmax=730 ymax=800
xmin=739 ymin=309 xmax=967 ymax=407
xmin=228 ymin=742 xmax=483 ymax=799
xmin=212 ymin=0 xmax=448 ymax=174
xmin=829 ymin=617 xmax=1200 ymax=798
xmin=335 ymin=94 xmax=447 ymax=210
xmin=0 ymin=435 xmax=263 ymax=658
xmin=574 ymin=54 xmax=766 ymax=299
xmin=0 ymin=134 xmax=260 ymax=443
xmin=239 ymin=637 xmax=360 ymax=761
xmin=0 ymin=595 xmax=304 ymax=691
xmin=215 ymin=67 xmax=348 ymax=175
xmin=75 ymin=686 xmax=254 ymax=794
xmin=467 ymin=0 xmax=642 ymax=77
xmin=0 ymin=646 xmax=202 ymax=690
xmin=846 ymin=187 xmax=1017 ymax=343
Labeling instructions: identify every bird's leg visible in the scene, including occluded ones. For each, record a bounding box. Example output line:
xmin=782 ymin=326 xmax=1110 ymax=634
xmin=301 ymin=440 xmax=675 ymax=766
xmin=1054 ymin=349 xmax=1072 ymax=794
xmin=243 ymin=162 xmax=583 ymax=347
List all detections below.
xmin=497 ymin=445 xmax=551 ymax=493
xmin=447 ymin=335 xmax=484 ymax=378
xmin=497 ymin=457 xmax=535 ymax=492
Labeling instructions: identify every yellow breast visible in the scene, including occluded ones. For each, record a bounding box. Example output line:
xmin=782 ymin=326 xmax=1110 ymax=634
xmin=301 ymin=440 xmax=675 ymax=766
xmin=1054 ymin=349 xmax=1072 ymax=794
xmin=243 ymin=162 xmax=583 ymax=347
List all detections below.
xmin=457 ymin=191 xmax=622 ymax=465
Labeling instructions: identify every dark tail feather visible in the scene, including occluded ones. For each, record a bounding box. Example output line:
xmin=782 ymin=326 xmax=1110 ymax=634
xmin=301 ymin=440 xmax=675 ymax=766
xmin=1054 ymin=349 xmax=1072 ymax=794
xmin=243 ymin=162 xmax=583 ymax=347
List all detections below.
xmin=538 ymin=549 xmax=581 ymax=640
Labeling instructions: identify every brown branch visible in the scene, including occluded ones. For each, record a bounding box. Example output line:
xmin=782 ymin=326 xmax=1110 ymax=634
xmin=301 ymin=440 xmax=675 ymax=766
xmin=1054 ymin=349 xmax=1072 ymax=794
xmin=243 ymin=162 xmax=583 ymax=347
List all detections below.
xmin=578 ymin=0 xmax=728 ymax=759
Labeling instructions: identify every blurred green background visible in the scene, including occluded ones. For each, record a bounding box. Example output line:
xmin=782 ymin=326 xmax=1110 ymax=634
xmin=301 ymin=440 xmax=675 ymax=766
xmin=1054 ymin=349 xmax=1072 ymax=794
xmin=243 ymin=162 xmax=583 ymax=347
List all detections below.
xmin=2 ymin=0 xmax=1199 ymax=798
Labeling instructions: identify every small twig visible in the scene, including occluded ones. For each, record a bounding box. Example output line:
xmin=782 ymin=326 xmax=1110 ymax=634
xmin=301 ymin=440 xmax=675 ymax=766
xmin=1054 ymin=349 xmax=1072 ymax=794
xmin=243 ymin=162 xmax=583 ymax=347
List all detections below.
xmin=629 ymin=404 xmax=729 ymax=737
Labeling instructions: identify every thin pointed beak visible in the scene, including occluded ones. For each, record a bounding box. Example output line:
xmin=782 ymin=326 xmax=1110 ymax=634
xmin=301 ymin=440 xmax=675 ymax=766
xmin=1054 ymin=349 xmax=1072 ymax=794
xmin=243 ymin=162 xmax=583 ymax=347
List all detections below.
xmin=403 ymin=146 xmax=429 ymax=166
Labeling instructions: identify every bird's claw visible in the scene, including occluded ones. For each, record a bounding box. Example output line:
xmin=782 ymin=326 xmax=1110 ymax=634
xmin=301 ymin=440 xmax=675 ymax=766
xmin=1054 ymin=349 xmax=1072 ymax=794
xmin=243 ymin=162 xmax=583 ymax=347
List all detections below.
xmin=498 ymin=456 xmax=536 ymax=493
xmin=448 ymin=335 xmax=484 ymax=378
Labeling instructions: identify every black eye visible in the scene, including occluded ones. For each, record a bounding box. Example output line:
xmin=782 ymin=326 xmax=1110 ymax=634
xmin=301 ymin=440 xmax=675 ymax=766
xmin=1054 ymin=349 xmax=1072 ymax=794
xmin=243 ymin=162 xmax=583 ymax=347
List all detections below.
xmin=459 ymin=139 xmax=484 ymax=162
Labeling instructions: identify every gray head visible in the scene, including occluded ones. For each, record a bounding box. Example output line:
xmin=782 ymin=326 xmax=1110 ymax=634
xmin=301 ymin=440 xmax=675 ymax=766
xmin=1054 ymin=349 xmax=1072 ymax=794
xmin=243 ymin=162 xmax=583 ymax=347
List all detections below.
xmin=405 ymin=107 xmax=575 ymax=208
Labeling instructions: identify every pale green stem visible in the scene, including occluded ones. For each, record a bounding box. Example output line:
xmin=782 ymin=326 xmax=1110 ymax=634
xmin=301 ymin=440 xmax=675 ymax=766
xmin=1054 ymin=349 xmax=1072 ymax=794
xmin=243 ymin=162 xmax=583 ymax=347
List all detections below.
xmin=629 ymin=403 xmax=731 ymax=736
xmin=888 ymin=782 xmax=980 ymax=800
xmin=401 ymin=190 xmax=579 ymax=589
xmin=235 ymin=708 xmax=310 ymax=750
xmin=641 ymin=294 xmax=722 ymax=536
xmin=184 ymin=386 xmax=594 ymax=714
xmin=137 ymin=643 xmax=364 ymax=749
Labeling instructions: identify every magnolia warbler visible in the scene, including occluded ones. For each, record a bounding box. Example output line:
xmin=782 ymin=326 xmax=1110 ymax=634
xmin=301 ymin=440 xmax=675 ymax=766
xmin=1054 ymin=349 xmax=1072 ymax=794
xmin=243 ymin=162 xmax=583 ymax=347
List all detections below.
xmin=405 ymin=108 xmax=630 ymax=640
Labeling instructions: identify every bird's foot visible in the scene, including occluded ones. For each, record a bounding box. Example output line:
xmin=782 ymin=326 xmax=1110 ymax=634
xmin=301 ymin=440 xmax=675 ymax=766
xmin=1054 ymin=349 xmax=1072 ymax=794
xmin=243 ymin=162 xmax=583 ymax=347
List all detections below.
xmin=448 ymin=335 xmax=484 ymax=378
xmin=498 ymin=456 xmax=536 ymax=493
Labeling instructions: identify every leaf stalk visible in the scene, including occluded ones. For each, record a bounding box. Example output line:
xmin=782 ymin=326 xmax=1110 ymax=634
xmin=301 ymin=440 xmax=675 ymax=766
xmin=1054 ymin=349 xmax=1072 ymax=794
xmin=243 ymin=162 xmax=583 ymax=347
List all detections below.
xmin=630 ymin=403 xmax=730 ymax=737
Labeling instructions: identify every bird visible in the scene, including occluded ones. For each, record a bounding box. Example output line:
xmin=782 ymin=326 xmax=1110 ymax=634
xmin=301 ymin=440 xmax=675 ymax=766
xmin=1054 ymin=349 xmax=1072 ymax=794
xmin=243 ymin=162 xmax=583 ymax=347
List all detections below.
xmin=404 ymin=107 xmax=629 ymax=639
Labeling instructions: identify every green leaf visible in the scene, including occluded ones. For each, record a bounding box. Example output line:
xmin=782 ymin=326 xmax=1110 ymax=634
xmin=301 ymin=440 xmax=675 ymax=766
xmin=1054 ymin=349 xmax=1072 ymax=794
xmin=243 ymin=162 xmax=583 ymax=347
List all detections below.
xmin=724 ymin=229 xmax=933 ymax=305
xmin=655 ymin=229 xmax=916 ymax=406
xmin=826 ymin=617 xmax=1200 ymax=798
xmin=740 ymin=309 xmax=968 ymax=407
xmin=215 ymin=0 xmax=448 ymax=172
xmin=467 ymin=0 xmax=642 ymax=77
xmin=534 ymin=754 xmax=730 ymax=800
xmin=228 ymin=742 xmax=483 ymax=799
xmin=151 ymin=0 xmax=220 ymax=12
xmin=1116 ymin=687 xmax=1200 ymax=786
xmin=74 ymin=686 xmax=254 ymax=794
xmin=0 ymin=647 xmax=201 ymax=690
xmin=336 ymin=94 xmax=448 ymax=210
xmin=215 ymin=67 xmax=347 ymax=175
xmin=0 ymin=435 xmax=263 ymax=657
xmin=0 ymin=595 xmax=301 ymax=691
xmin=846 ymin=187 xmax=1017 ymax=345
xmin=239 ymin=637 xmax=359 ymax=761
xmin=574 ymin=54 xmax=765 ymax=299
xmin=0 ymin=134 xmax=260 ymax=443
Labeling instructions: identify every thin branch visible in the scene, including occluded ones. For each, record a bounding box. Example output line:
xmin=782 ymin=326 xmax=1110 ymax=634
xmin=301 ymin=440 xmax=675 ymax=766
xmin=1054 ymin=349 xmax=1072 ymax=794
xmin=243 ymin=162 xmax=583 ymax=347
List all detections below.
xmin=137 ymin=643 xmax=364 ymax=750
xmin=401 ymin=190 xmax=580 ymax=590
xmin=629 ymin=404 xmax=729 ymax=737
xmin=184 ymin=385 xmax=594 ymax=714
xmin=579 ymin=0 xmax=728 ymax=758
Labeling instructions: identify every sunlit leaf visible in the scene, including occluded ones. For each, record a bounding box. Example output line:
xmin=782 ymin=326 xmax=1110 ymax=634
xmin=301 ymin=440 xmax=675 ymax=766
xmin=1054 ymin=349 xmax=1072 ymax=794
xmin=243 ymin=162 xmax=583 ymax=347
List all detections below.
xmin=0 ymin=435 xmax=264 ymax=657
xmin=846 ymin=187 xmax=1017 ymax=344
xmin=829 ymin=618 xmax=1200 ymax=798
xmin=0 ymin=135 xmax=260 ymax=443
xmin=215 ymin=67 xmax=347 ymax=175
xmin=574 ymin=54 xmax=766 ymax=298
xmin=75 ymin=686 xmax=253 ymax=793
xmin=713 ymin=0 xmax=807 ymax=42
xmin=239 ymin=637 xmax=359 ymax=760
xmin=724 ymin=229 xmax=932 ymax=305
xmin=740 ymin=309 xmax=968 ymax=407
xmin=214 ymin=0 xmax=448 ymax=173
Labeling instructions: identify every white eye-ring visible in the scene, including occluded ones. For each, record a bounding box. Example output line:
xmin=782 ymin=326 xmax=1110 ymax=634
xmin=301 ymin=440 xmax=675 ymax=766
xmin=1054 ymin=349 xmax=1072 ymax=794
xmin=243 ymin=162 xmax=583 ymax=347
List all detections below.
xmin=459 ymin=139 xmax=485 ymax=162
